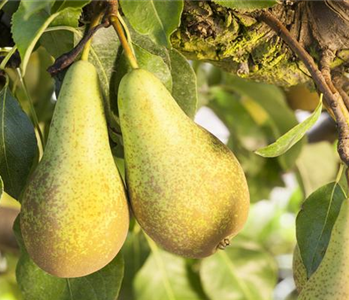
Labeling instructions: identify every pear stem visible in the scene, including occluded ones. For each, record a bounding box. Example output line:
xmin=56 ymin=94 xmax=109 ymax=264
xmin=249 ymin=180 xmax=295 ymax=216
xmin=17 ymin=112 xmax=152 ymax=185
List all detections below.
xmin=110 ymin=15 xmax=139 ymax=69
xmin=81 ymin=11 xmax=104 ymax=61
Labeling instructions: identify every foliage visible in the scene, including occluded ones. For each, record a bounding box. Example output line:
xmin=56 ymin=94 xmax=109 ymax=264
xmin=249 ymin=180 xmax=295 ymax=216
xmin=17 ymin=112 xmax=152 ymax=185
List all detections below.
xmin=213 ymin=0 xmax=277 ymax=10
xmin=0 ymin=1 xmax=345 ymax=300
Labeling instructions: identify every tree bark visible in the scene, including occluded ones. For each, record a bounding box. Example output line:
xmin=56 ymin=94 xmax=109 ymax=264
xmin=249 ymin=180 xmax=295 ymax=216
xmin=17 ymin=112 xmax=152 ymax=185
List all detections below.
xmin=172 ymin=1 xmax=349 ymax=88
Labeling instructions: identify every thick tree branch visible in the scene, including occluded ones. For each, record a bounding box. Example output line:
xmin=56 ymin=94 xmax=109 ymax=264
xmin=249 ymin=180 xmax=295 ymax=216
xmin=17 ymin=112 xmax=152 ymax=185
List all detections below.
xmin=172 ymin=1 xmax=349 ymax=88
xmin=258 ymin=10 xmax=349 ymax=166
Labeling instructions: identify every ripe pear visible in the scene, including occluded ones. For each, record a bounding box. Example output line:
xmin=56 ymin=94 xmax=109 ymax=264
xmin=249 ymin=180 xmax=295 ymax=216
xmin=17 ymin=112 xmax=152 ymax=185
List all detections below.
xmin=298 ymin=199 xmax=349 ymax=299
xmin=20 ymin=61 xmax=129 ymax=278
xmin=293 ymin=245 xmax=307 ymax=293
xmin=118 ymin=69 xmax=249 ymax=258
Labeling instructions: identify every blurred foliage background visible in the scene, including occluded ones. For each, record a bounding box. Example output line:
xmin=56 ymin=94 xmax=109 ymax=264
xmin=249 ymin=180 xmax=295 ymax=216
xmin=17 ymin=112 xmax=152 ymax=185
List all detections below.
xmin=0 ymin=46 xmax=341 ymax=299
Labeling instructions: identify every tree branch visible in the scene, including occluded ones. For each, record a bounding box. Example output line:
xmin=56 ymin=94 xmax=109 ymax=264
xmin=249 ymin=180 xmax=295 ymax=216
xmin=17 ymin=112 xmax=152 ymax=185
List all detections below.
xmin=257 ymin=10 xmax=349 ymax=166
xmin=47 ymin=20 xmax=110 ymax=76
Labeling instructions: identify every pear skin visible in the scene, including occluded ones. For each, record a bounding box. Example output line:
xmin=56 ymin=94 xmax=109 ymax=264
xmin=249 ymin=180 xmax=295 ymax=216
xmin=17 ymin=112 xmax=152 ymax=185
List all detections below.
xmin=293 ymin=245 xmax=307 ymax=293
xmin=20 ymin=61 xmax=129 ymax=278
xmin=298 ymin=199 xmax=349 ymax=299
xmin=118 ymin=69 xmax=249 ymax=258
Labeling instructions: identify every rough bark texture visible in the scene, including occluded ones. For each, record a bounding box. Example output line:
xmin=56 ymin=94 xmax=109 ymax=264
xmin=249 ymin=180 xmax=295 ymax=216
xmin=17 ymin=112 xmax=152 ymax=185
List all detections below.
xmin=171 ymin=1 xmax=349 ymax=88
xmin=1 ymin=1 xmax=349 ymax=88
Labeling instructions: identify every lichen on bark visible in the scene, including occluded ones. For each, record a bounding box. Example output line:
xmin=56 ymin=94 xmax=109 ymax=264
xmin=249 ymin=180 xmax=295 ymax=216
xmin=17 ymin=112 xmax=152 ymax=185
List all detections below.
xmin=171 ymin=1 xmax=349 ymax=88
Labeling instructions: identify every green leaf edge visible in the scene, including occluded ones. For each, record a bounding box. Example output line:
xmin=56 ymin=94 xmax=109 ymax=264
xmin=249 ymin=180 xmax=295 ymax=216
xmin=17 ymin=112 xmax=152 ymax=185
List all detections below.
xmin=255 ymin=97 xmax=323 ymax=158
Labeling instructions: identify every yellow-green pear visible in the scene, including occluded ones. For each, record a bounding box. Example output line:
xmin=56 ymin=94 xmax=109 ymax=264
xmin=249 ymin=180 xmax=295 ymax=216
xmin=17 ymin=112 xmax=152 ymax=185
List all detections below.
xmin=298 ymin=199 xmax=349 ymax=299
xmin=20 ymin=61 xmax=129 ymax=278
xmin=118 ymin=69 xmax=249 ymax=258
xmin=293 ymin=245 xmax=307 ymax=293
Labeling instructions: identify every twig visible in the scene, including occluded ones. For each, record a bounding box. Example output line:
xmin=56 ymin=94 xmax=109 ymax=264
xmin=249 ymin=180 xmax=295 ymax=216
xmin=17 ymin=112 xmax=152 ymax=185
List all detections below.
xmin=47 ymin=21 xmax=109 ymax=76
xmin=257 ymin=10 xmax=349 ymax=166
xmin=333 ymin=75 xmax=349 ymax=111
xmin=320 ymin=53 xmax=349 ymax=165
xmin=107 ymin=0 xmax=139 ymax=69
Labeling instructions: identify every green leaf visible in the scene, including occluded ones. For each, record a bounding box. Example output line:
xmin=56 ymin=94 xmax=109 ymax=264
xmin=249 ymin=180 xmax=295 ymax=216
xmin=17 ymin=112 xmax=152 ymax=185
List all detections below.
xmin=213 ymin=0 xmax=276 ymax=10
xmin=208 ymin=87 xmax=284 ymax=202
xmin=114 ymin=43 xmax=172 ymax=96
xmin=21 ymin=0 xmax=54 ymax=18
xmin=11 ymin=0 xmax=89 ymax=73
xmin=209 ymin=87 xmax=270 ymax=153
xmin=12 ymin=3 xmax=59 ymax=74
xmin=120 ymin=0 xmax=184 ymax=47
xmin=14 ymin=217 xmax=124 ymax=300
xmin=50 ymin=9 xmax=82 ymax=27
xmin=134 ymin=238 xmax=203 ymax=300
xmin=88 ymin=25 xmax=121 ymax=112
xmin=40 ymin=29 xmax=75 ymax=59
xmin=1 ymin=1 xmax=18 ymax=14
xmin=169 ymin=49 xmax=198 ymax=119
xmin=224 ymin=75 xmax=304 ymax=170
xmin=256 ymin=99 xmax=322 ymax=157
xmin=51 ymin=0 xmax=89 ymax=13
xmin=200 ymin=240 xmax=277 ymax=300
xmin=119 ymin=227 xmax=150 ymax=300
xmin=296 ymin=182 xmax=347 ymax=278
xmin=296 ymin=142 xmax=340 ymax=197
xmin=0 ymin=0 xmax=8 ymax=11
xmin=0 ymin=83 xmax=38 ymax=200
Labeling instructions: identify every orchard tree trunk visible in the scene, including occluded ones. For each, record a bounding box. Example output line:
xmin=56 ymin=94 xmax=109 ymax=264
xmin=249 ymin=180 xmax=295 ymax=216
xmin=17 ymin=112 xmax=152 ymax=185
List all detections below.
xmin=172 ymin=1 xmax=349 ymax=88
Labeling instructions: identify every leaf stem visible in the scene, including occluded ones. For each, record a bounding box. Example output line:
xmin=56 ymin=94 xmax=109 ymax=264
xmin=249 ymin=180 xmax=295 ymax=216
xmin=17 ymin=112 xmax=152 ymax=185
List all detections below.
xmin=110 ymin=15 xmax=139 ymax=69
xmin=16 ymin=69 xmax=45 ymax=152
xmin=0 ymin=47 xmax=17 ymax=70
xmin=336 ymin=163 xmax=344 ymax=183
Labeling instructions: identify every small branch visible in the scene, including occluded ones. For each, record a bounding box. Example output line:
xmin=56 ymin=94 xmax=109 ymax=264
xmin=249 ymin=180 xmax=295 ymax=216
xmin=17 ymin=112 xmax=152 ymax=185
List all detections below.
xmin=107 ymin=0 xmax=138 ymax=69
xmin=257 ymin=11 xmax=333 ymax=107
xmin=0 ymin=207 xmax=19 ymax=253
xmin=258 ymin=10 xmax=349 ymax=166
xmin=333 ymin=75 xmax=349 ymax=111
xmin=47 ymin=21 xmax=109 ymax=76
xmin=320 ymin=53 xmax=349 ymax=165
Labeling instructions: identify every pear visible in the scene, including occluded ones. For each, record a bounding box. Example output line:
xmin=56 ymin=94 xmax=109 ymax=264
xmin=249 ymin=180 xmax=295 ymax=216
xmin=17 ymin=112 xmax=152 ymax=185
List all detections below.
xmin=293 ymin=245 xmax=307 ymax=293
xmin=118 ymin=69 xmax=249 ymax=258
xmin=20 ymin=61 xmax=129 ymax=278
xmin=298 ymin=199 xmax=349 ymax=299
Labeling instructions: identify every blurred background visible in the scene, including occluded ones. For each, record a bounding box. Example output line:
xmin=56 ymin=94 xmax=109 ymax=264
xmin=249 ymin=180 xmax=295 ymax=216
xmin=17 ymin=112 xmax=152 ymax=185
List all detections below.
xmin=0 ymin=50 xmax=341 ymax=300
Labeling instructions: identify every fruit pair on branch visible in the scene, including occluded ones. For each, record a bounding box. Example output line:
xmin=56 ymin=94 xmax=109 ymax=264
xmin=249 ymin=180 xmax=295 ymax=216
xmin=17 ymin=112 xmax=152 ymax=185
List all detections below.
xmin=19 ymin=2 xmax=250 ymax=278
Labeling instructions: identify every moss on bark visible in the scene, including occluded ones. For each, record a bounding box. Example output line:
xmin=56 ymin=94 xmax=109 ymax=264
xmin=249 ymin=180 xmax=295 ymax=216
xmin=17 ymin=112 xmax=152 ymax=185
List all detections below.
xmin=171 ymin=1 xmax=349 ymax=88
